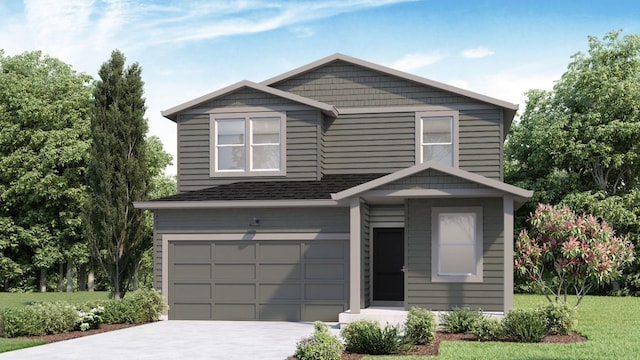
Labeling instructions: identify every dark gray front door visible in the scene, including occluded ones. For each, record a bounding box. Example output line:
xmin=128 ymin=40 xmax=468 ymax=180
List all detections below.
xmin=373 ymin=228 xmax=404 ymax=301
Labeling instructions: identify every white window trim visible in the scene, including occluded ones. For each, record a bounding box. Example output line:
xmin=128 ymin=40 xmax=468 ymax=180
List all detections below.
xmin=431 ymin=206 xmax=483 ymax=283
xmin=415 ymin=111 xmax=459 ymax=167
xmin=210 ymin=111 xmax=287 ymax=177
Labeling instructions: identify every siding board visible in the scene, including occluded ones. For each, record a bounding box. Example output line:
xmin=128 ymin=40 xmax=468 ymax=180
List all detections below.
xmin=406 ymin=197 xmax=504 ymax=312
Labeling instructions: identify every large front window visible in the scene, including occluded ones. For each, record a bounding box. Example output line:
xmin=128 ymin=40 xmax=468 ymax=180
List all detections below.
xmin=431 ymin=207 xmax=483 ymax=282
xmin=416 ymin=111 xmax=458 ymax=167
xmin=211 ymin=112 xmax=286 ymax=176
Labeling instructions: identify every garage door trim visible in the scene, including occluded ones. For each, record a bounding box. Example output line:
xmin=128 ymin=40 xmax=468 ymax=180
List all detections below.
xmin=162 ymin=232 xmax=350 ymax=302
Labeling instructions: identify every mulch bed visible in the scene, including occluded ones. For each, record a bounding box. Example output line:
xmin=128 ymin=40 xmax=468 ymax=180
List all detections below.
xmin=288 ymin=332 xmax=587 ymax=359
xmin=14 ymin=323 xmax=144 ymax=343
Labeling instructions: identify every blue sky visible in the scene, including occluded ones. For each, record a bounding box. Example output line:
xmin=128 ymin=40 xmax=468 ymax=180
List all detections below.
xmin=1 ymin=0 xmax=639 ymax=174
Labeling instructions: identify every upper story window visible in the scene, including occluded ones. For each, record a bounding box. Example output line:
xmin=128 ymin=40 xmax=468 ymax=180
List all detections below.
xmin=431 ymin=206 xmax=483 ymax=283
xmin=416 ymin=111 xmax=459 ymax=167
xmin=211 ymin=112 xmax=286 ymax=177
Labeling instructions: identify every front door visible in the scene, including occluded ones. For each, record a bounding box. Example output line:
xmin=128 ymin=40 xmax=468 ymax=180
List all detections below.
xmin=372 ymin=228 xmax=404 ymax=302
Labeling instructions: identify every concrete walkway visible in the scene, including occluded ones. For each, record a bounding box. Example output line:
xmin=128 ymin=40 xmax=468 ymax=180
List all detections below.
xmin=0 ymin=321 xmax=338 ymax=360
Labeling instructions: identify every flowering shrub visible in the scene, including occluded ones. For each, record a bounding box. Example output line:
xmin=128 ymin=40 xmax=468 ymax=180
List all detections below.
xmin=514 ymin=204 xmax=635 ymax=307
xmin=295 ymin=321 xmax=343 ymax=360
xmin=75 ymin=306 xmax=104 ymax=331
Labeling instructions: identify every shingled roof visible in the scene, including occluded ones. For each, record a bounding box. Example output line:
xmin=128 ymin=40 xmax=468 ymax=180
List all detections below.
xmin=152 ymin=173 xmax=387 ymax=202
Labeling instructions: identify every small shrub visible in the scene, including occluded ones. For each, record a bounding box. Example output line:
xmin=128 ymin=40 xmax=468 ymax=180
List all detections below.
xmin=540 ymin=303 xmax=574 ymax=335
xmin=441 ymin=307 xmax=483 ymax=334
xmin=503 ymin=308 xmax=547 ymax=343
xmin=101 ymin=289 xmax=167 ymax=324
xmin=294 ymin=321 xmax=343 ymax=360
xmin=340 ymin=320 xmax=411 ymax=355
xmin=1 ymin=302 xmax=78 ymax=337
xmin=405 ymin=307 xmax=436 ymax=345
xmin=75 ymin=306 xmax=105 ymax=331
xmin=122 ymin=289 xmax=167 ymax=323
xmin=471 ymin=316 xmax=504 ymax=342
xmin=0 ymin=309 xmax=4 ymax=337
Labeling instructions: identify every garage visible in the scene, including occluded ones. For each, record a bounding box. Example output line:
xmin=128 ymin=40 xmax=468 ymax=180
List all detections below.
xmin=167 ymin=237 xmax=349 ymax=321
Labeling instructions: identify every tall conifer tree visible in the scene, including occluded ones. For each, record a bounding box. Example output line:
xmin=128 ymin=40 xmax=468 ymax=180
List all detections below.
xmin=86 ymin=50 xmax=149 ymax=299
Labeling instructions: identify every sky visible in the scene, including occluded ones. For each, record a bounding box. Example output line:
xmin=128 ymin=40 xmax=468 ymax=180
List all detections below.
xmin=1 ymin=0 xmax=639 ymax=175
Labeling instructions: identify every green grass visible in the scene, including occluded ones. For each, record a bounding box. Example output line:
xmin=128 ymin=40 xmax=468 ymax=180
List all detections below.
xmin=0 ymin=291 xmax=109 ymax=310
xmin=0 ymin=291 xmax=110 ymax=353
xmin=363 ymin=294 xmax=640 ymax=360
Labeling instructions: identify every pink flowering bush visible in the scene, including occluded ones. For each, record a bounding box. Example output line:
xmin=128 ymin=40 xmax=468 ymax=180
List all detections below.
xmin=514 ymin=204 xmax=635 ymax=308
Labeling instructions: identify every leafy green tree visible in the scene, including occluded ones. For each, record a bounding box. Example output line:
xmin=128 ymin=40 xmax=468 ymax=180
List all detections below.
xmin=515 ymin=204 xmax=635 ymax=307
xmin=0 ymin=50 xmax=92 ymax=291
xmin=134 ymin=136 xmax=175 ymax=290
xmin=506 ymin=30 xmax=640 ymax=294
xmin=85 ymin=50 xmax=150 ymax=300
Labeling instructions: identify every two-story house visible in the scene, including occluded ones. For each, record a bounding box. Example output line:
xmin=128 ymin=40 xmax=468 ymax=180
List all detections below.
xmin=135 ymin=53 xmax=532 ymax=322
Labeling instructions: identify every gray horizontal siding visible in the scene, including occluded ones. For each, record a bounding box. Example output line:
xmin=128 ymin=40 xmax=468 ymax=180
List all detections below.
xmin=362 ymin=203 xmax=371 ymax=308
xmin=177 ymin=109 xmax=321 ymax=192
xmin=271 ymin=61 xmax=482 ymax=108
xmin=406 ymin=197 xmax=504 ymax=312
xmin=323 ymin=113 xmax=415 ymax=174
xmin=459 ymin=109 xmax=502 ymax=180
xmin=369 ymin=205 xmax=405 ymax=224
xmin=153 ymin=207 xmax=350 ymax=291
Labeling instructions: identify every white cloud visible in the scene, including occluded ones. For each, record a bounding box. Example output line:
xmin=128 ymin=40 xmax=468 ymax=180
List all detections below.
xmin=447 ymin=80 xmax=470 ymax=90
xmin=390 ymin=52 xmax=447 ymax=72
xmin=461 ymin=46 xmax=495 ymax=59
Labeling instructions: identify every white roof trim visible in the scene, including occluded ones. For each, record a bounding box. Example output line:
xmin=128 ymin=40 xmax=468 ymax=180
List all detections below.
xmin=261 ymin=53 xmax=518 ymax=112
xmin=134 ymin=199 xmax=341 ymax=210
xmin=331 ymin=161 xmax=533 ymax=201
xmin=161 ymin=80 xmax=338 ymax=121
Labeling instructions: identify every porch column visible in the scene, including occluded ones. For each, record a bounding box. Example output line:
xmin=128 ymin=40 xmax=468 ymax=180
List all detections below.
xmin=503 ymin=196 xmax=514 ymax=313
xmin=349 ymin=197 xmax=361 ymax=314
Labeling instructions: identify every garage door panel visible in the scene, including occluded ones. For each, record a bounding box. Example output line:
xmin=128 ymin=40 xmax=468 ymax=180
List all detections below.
xmin=259 ymin=304 xmax=300 ymax=321
xmin=304 ymin=242 xmax=345 ymax=259
xmin=215 ymin=304 xmax=255 ymax=320
xmin=260 ymin=244 xmax=301 ymax=260
xmin=215 ymin=284 xmax=256 ymax=300
xmin=169 ymin=239 xmax=347 ymax=321
xmin=259 ymin=264 xmax=301 ymax=281
xmin=172 ymin=303 xmax=212 ymax=320
xmin=260 ymin=284 xmax=301 ymax=300
xmin=305 ymin=263 xmax=345 ymax=280
xmin=215 ymin=243 xmax=256 ymax=260
xmin=173 ymin=283 xmax=212 ymax=300
xmin=302 ymin=304 xmax=346 ymax=322
xmin=174 ymin=264 xmax=211 ymax=281
xmin=214 ymin=264 xmax=256 ymax=280
xmin=305 ymin=284 xmax=345 ymax=300
xmin=174 ymin=243 xmax=212 ymax=259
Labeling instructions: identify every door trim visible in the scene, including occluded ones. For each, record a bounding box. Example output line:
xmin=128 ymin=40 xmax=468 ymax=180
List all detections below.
xmin=369 ymin=223 xmax=405 ymax=307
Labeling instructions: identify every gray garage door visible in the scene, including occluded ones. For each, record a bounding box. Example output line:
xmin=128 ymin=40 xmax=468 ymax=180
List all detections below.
xmin=168 ymin=239 xmax=349 ymax=321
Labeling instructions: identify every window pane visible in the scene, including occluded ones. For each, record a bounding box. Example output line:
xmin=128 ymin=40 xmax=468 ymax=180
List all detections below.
xmin=217 ymin=146 xmax=245 ymax=170
xmin=252 ymin=118 xmax=280 ymax=144
xmin=252 ymin=145 xmax=280 ymax=170
xmin=439 ymin=245 xmax=476 ymax=274
xmin=423 ymin=144 xmax=452 ymax=165
xmin=422 ymin=117 xmax=452 ymax=143
xmin=440 ymin=214 xmax=475 ymax=245
xmin=217 ymin=119 xmax=244 ymax=145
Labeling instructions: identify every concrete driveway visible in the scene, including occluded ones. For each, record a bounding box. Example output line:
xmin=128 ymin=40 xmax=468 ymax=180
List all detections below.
xmin=0 ymin=321 xmax=338 ymax=360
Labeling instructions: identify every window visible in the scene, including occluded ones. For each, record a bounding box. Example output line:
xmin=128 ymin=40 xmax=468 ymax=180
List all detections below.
xmin=431 ymin=207 xmax=483 ymax=282
xmin=211 ymin=112 xmax=286 ymax=176
xmin=416 ymin=111 xmax=458 ymax=167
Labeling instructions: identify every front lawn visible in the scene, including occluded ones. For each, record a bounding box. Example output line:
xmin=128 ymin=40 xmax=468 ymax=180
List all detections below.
xmin=364 ymin=294 xmax=640 ymax=360
xmin=0 ymin=291 xmax=110 ymax=310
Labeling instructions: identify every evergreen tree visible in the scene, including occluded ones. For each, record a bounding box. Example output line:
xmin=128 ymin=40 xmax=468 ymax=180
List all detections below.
xmin=85 ymin=50 xmax=150 ymax=299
